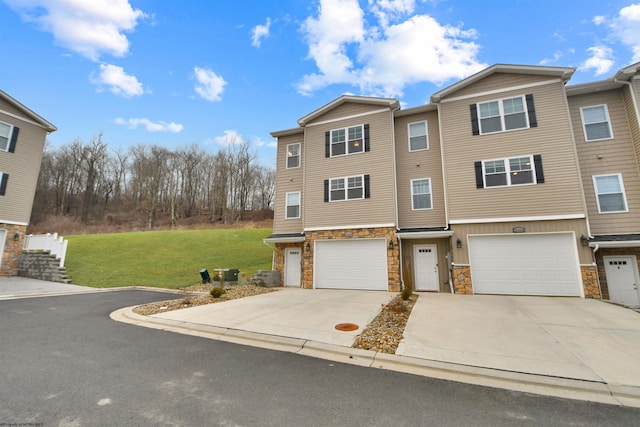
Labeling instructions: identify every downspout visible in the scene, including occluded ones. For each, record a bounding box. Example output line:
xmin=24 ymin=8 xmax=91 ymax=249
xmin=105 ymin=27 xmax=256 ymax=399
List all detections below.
xmin=614 ymin=78 xmax=640 ymax=177
xmin=263 ymin=240 xmax=276 ymax=269
xmin=390 ymin=102 xmax=404 ymax=291
xmin=436 ymin=101 xmax=454 ymax=293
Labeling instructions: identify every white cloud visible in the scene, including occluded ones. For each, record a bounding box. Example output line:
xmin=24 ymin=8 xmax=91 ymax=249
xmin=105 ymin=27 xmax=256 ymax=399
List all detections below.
xmin=369 ymin=0 xmax=417 ymax=28
xmin=215 ymin=130 xmax=244 ymax=145
xmin=593 ymin=15 xmax=606 ymax=25
xmin=297 ymin=0 xmax=485 ymax=97
xmin=579 ymin=46 xmax=615 ymax=75
xmin=610 ymin=3 xmax=640 ymax=62
xmin=251 ymin=18 xmax=271 ymax=47
xmin=115 ymin=118 xmax=183 ymax=132
xmin=4 ymin=0 xmax=146 ymax=61
xmin=90 ymin=64 xmax=144 ymax=97
xmin=194 ymin=66 xmax=227 ymax=102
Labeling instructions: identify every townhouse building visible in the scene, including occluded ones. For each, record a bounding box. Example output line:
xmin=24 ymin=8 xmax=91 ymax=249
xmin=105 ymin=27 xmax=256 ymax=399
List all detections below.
xmin=266 ymin=62 xmax=640 ymax=307
xmin=0 ymin=90 xmax=56 ymax=276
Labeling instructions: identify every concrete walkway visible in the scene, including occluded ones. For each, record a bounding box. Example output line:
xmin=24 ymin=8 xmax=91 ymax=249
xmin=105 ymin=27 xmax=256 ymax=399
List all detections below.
xmin=0 ymin=276 xmax=100 ymax=299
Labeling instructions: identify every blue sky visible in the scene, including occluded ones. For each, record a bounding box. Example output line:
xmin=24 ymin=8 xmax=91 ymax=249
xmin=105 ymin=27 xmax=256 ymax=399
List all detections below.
xmin=2 ymin=0 xmax=640 ymax=167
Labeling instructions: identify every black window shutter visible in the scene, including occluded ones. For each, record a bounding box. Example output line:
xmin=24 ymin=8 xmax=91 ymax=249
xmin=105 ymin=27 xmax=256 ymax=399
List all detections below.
xmin=325 ymin=131 xmax=330 ymax=157
xmin=526 ymin=94 xmax=537 ymax=128
xmin=0 ymin=174 xmax=8 ymax=196
xmin=8 ymin=126 xmax=19 ymax=153
xmin=364 ymin=174 xmax=370 ymax=198
xmin=474 ymin=161 xmax=484 ymax=188
xmin=470 ymin=104 xmax=480 ymax=135
xmin=533 ymin=154 xmax=544 ymax=183
xmin=364 ymin=124 xmax=370 ymax=152
xmin=324 ymin=179 xmax=329 ymax=202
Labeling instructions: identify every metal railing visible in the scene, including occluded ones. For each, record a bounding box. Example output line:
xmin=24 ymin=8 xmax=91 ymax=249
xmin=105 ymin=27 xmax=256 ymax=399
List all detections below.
xmin=22 ymin=233 xmax=69 ymax=268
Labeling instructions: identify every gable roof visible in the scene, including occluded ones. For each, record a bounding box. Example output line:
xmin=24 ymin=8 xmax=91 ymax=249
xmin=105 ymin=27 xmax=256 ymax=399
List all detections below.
xmin=0 ymin=90 xmax=57 ymax=133
xmin=430 ymin=64 xmax=575 ymax=103
xmin=297 ymin=95 xmax=400 ymax=126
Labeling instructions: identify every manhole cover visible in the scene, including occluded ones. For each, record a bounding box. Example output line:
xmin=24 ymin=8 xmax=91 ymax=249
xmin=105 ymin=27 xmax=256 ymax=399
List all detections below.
xmin=334 ymin=323 xmax=359 ymax=331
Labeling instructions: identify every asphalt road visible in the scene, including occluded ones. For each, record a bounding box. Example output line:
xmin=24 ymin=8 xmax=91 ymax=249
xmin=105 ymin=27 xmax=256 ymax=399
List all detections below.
xmin=0 ymin=290 xmax=638 ymax=426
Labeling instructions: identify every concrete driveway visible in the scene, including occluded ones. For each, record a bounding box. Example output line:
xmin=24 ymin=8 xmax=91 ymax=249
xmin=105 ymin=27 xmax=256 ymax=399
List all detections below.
xmin=397 ymin=294 xmax=640 ymax=388
xmin=152 ymin=288 xmax=394 ymax=347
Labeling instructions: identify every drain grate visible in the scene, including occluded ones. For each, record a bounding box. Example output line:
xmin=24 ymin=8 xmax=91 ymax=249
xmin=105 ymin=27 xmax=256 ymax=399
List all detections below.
xmin=334 ymin=323 xmax=359 ymax=331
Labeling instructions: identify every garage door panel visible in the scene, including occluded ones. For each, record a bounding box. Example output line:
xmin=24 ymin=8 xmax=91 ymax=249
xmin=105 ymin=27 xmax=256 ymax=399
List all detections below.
xmin=469 ymin=234 xmax=581 ymax=296
xmin=315 ymin=239 xmax=388 ymax=291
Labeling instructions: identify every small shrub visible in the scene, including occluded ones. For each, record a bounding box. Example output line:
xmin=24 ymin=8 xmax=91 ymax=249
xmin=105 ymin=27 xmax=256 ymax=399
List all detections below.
xmin=401 ymin=286 xmax=413 ymax=301
xmin=181 ymin=297 xmax=192 ymax=305
xmin=210 ymin=286 xmax=226 ymax=298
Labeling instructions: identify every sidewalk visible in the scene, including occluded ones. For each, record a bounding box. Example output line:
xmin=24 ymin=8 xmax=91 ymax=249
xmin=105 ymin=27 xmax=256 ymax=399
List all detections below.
xmin=111 ymin=288 xmax=640 ymax=408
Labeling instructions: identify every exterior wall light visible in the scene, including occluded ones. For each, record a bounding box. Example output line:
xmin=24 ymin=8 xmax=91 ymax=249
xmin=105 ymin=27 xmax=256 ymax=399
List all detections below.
xmin=13 ymin=231 xmax=19 ymax=242
xmin=389 ymin=241 xmax=394 ymax=250
xmin=456 ymin=238 xmax=462 ymax=249
xmin=580 ymin=235 xmax=590 ymax=247
xmin=305 ymin=242 xmax=311 ymax=251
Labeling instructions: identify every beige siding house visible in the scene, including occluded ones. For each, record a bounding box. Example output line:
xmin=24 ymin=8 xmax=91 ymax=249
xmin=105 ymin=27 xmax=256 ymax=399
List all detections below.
xmin=0 ymin=91 xmax=56 ymax=275
xmin=266 ymin=62 xmax=640 ymax=306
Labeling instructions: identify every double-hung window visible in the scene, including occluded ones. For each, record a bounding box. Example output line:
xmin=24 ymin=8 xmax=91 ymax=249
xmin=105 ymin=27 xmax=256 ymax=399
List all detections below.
xmin=330 ymin=176 xmax=363 ymax=201
xmin=482 ymin=155 xmax=536 ymax=188
xmin=286 ymin=143 xmax=300 ymax=169
xmin=593 ymin=174 xmax=627 ymax=213
xmin=285 ymin=192 xmax=300 ymax=218
xmin=411 ymin=178 xmax=432 ymax=210
xmin=408 ymin=121 xmax=428 ymax=151
xmin=472 ymin=94 xmax=535 ymax=135
xmin=328 ymin=125 xmax=366 ymax=157
xmin=0 ymin=121 xmax=18 ymax=152
xmin=580 ymin=105 xmax=613 ymax=141
xmin=326 ymin=174 xmax=369 ymax=202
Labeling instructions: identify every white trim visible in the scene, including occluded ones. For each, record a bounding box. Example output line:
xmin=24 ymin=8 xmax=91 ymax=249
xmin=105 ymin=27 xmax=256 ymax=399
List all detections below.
xmin=264 ymin=236 xmax=305 ymax=243
xmin=590 ymin=241 xmax=640 ymax=248
xmin=449 ymin=214 xmax=586 ymax=224
xmin=0 ymin=229 xmax=5 ymax=268
xmin=408 ymin=120 xmax=429 ymax=152
xmin=0 ymin=219 xmax=29 ymax=226
xmin=285 ymin=142 xmax=301 ymax=169
xmin=285 ymin=191 xmax=301 ymax=219
xmin=592 ymin=173 xmax=628 ymax=214
xmin=304 ymin=223 xmax=395 ymax=232
xmin=439 ymin=78 xmax=561 ymax=104
xmin=0 ymin=108 xmax=54 ymax=131
xmin=580 ymin=104 xmax=614 ymax=142
xmin=410 ymin=177 xmax=433 ymax=210
xmin=304 ymin=108 xmax=390 ymax=127
xmin=397 ymin=230 xmax=453 ymax=239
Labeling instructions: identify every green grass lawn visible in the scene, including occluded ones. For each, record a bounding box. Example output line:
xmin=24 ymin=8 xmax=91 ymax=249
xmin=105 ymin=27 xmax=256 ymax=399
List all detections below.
xmin=65 ymin=228 xmax=273 ymax=289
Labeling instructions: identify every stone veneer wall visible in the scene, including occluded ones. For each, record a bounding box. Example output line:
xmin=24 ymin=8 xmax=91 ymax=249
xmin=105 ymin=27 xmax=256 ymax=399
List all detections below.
xmin=581 ymin=265 xmax=600 ymax=298
xmin=595 ymin=248 xmax=640 ymax=300
xmin=452 ymin=265 xmax=473 ymax=294
xmin=1 ymin=224 xmax=27 ymax=276
xmin=303 ymin=227 xmax=400 ymax=291
xmin=273 ymin=242 xmax=303 ymax=284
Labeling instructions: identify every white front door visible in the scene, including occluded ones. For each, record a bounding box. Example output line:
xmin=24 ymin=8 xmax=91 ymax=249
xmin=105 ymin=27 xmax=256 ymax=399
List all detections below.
xmin=284 ymin=248 xmax=301 ymax=287
xmin=604 ymin=256 xmax=640 ymax=307
xmin=414 ymin=244 xmax=439 ymax=291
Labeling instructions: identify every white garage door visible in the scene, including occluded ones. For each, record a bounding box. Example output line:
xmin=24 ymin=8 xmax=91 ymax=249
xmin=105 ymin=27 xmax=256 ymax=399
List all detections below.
xmin=468 ymin=233 xmax=581 ymax=296
xmin=315 ymin=239 xmax=388 ymax=290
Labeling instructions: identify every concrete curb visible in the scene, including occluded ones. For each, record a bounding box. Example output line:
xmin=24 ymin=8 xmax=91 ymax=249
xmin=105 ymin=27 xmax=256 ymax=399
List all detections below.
xmin=112 ymin=305 xmax=640 ymax=408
